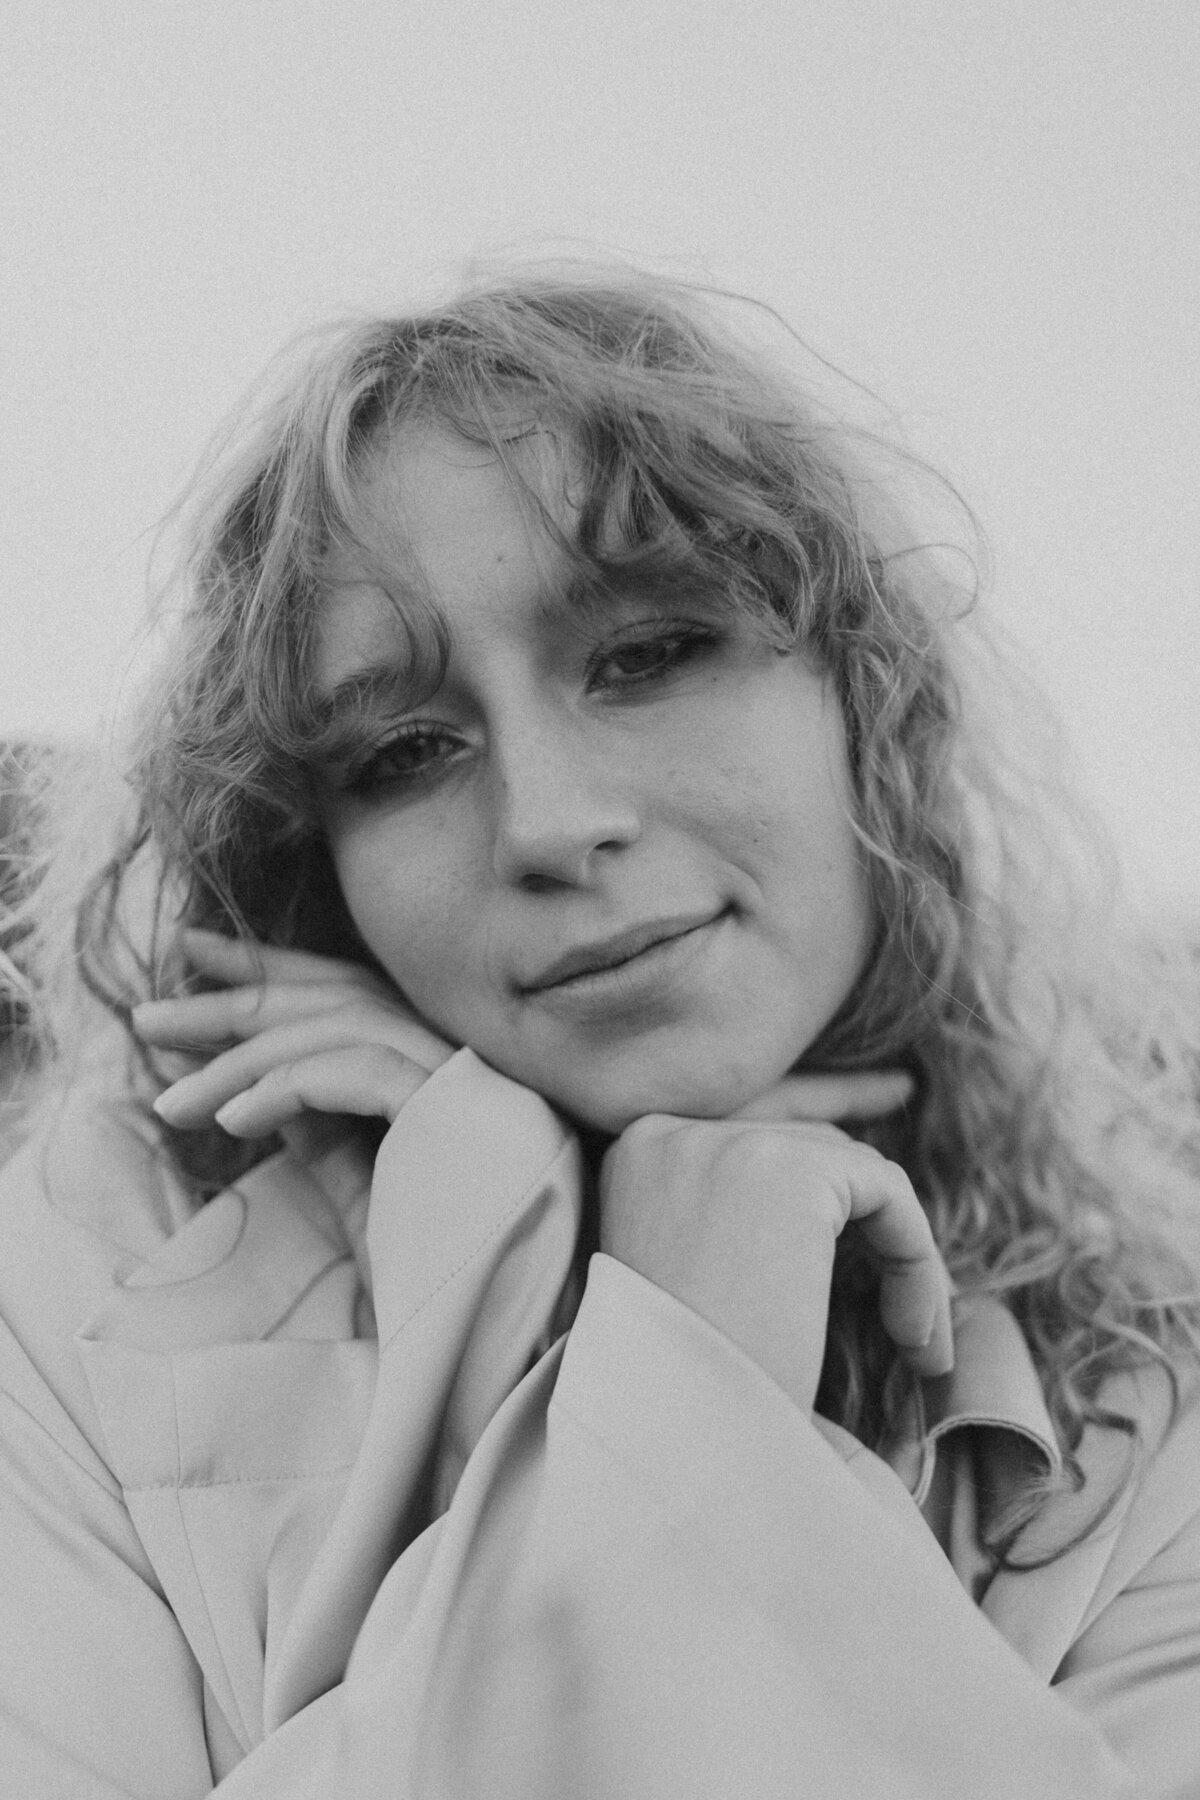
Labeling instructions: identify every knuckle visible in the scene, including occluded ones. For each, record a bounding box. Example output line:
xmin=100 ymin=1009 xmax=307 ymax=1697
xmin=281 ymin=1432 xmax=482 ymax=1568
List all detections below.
xmin=334 ymin=972 xmax=376 ymax=1006
xmin=233 ymin=986 xmax=270 ymax=1023
xmin=335 ymin=997 xmax=394 ymax=1042
xmin=259 ymin=1060 xmax=298 ymax=1092
xmin=721 ymin=1125 xmax=795 ymax=1176
xmin=621 ymin=1112 xmax=674 ymax=1151
xmin=839 ymin=1129 xmax=882 ymax=1159
xmin=330 ymin=997 xmax=366 ymax=1025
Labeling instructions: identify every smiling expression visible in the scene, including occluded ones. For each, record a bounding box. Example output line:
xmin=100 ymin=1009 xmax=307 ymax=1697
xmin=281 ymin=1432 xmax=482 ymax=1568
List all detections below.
xmin=314 ymin=426 xmax=874 ymax=1132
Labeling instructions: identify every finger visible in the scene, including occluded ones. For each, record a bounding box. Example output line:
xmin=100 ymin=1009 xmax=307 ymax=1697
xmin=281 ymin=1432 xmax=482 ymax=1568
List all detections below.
xmin=133 ymin=981 xmax=444 ymax=1059
xmin=133 ymin=986 xmax=309 ymax=1044
xmin=152 ymin=1015 xmax=438 ymax=1127
xmin=212 ymin=1046 xmax=429 ymax=1135
xmin=843 ymin=1160 xmax=954 ymax=1377
xmin=731 ymin=1069 xmax=915 ymax=1124
xmin=180 ymin=928 xmax=378 ymax=990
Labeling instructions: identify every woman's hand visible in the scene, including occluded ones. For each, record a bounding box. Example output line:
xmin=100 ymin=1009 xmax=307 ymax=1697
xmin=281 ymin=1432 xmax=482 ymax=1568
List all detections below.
xmin=131 ymin=928 xmax=455 ymax=1136
xmin=598 ymin=1069 xmax=952 ymax=1417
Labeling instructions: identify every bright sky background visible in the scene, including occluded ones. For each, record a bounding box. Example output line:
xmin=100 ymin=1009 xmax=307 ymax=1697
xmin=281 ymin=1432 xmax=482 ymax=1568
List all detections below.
xmin=4 ymin=1 xmax=1198 ymax=917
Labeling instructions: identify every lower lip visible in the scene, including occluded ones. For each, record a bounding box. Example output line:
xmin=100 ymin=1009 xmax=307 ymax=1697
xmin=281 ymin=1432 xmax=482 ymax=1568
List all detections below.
xmin=527 ymin=914 xmax=727 ymax=1020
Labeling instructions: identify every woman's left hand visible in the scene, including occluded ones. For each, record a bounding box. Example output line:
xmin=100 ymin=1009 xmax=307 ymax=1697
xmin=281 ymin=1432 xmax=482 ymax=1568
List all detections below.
xmin=131 ymin=928 xmax=456 ymax=1136
xmin=599 ymin=1066 xmax=953 ymax=1417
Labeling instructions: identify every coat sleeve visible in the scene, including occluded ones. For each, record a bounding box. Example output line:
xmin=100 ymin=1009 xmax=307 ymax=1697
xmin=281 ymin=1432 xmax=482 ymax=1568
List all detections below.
xmin=216 ymin=1260 xmax=1174 ymax=1800
xmin=0 ymin=1315 xmax=217 ymax=1797
xmin=1 ymin=1084 xmax=1193 ymax=1798
xmin=1050 ymin=1412 xmax=1200 ymax=1796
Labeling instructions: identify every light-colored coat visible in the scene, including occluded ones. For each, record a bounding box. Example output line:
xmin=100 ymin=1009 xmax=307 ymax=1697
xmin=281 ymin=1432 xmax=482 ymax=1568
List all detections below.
xmin=0 ymin=1049 xmax=1197 ymax=1796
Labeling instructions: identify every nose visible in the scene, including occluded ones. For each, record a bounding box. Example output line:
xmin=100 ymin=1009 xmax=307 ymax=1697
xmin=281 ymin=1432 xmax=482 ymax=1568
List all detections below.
xmin=489 ymin=713 xmax=642 ymax=889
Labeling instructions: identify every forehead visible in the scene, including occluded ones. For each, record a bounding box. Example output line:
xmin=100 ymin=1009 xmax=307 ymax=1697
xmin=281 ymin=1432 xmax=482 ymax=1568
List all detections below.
xmin=356 ymin=422 xmax=576 ymax=584
xmin=316 ymin=423 xmax=579 ymax=695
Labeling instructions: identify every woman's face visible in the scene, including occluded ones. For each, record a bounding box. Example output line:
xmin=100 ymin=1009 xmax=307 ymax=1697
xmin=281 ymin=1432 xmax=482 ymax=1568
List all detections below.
xmin=314 ymin=426 xmax=873 ymax=1132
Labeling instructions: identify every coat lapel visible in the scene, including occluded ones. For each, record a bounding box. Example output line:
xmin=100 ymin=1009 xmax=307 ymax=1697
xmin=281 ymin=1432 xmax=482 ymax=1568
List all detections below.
xmin=261 ymin=1052 xmax=583 ymax=1729
xmin=75 ymin=1050 xmax=583 ymax=1753
xmin=77 ymin=1153 xmax=378 ymax=1754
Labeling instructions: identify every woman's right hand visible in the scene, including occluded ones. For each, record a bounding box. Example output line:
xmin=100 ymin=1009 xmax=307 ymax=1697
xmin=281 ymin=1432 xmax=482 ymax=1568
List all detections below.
xmin=599 ymin=1071 xmax=952 ymax=1418
xmin=131 ymin=928 xmax=456 ymax=1137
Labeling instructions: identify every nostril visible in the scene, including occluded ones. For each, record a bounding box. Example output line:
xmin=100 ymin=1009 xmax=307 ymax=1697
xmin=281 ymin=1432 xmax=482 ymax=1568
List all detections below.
xmin=519 ymin=870 xmax=572 ymax=896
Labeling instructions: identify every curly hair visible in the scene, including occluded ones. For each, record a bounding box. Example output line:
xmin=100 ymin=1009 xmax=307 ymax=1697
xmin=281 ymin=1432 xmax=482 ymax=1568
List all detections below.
xmin=19 ymin=268 xmax=1200 ymax=1559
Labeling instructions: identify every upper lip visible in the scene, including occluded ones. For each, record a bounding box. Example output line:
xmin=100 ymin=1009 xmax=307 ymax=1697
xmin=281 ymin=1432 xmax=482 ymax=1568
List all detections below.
xmin=521 ymin=912 xmax=720 ymax=992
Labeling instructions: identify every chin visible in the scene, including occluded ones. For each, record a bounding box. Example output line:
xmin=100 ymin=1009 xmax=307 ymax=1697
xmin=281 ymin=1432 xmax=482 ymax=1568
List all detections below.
xmin=538 ymin=1058 xmax=777 ymax=1137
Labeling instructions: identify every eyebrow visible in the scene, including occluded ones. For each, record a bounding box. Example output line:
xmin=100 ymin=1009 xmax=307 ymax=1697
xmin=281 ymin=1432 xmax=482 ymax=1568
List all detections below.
xmin=310 ymin=564 xmax=718 ymax=742
xmin=312 ymin=660 xmax=435 ymax=741
xmin=313 ymin=571 xmax=590 ymax=707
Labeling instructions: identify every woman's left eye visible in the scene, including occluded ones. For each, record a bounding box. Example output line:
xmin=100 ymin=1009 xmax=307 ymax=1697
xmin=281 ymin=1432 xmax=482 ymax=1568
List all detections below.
xmin=586 ymin=625 xmax=722 ymax=693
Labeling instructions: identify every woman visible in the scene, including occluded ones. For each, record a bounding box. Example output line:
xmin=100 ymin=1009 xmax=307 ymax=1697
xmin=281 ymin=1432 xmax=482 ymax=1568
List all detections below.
xmin=2 ymin=270 xmax=1198 ymax=1796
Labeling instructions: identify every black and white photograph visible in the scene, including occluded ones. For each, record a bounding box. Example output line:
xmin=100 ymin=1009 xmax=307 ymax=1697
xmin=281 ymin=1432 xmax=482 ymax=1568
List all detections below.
xmin=2 ymin=5 xmax=1198 ymax=1794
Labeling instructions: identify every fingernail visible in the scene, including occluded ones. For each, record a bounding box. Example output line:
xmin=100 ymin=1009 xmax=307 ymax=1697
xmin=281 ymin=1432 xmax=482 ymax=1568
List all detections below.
xmin=152 ymin=1087 xmax=189 ymax=1124
xmin=214 ymin=1094 xmax=253 ymax=1131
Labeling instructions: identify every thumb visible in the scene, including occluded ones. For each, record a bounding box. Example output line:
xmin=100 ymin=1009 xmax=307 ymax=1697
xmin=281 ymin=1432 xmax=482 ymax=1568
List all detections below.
xmin=731 ymin=1068 xmax=915 ymax=1124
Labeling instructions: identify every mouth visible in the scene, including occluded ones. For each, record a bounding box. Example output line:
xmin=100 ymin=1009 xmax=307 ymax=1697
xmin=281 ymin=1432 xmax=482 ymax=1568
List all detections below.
xmin=520 ymin=910 xmax=726 ymax=996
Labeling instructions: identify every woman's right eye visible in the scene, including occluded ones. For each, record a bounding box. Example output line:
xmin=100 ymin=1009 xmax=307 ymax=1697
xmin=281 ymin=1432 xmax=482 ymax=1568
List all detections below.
xmin=341 ymin=725 xmax=460 ymax=798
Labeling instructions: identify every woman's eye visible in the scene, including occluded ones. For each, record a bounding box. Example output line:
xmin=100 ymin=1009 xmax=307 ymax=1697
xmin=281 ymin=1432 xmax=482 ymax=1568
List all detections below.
xmin=342 ymin=726 xmax=458 ymax=797
xmin=587 ymin=625 xmax=720 ymax=693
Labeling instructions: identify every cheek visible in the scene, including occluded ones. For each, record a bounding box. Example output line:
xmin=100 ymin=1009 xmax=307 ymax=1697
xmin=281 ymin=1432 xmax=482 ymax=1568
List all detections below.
xmin=328 ymin=820 xmax=464 ymax=1005
xmin=732 ymin=710 xmax=872 ymax=979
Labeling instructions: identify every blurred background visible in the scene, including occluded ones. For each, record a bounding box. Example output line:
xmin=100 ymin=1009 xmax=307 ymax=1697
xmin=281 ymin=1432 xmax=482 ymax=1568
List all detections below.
xmin=3 ymin=0 xmax=1198 ymax=923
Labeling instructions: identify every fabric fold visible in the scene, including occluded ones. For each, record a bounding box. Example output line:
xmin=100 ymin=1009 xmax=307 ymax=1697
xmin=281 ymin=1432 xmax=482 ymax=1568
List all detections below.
xmin=259 ymin=1049 xmax=583 ymax=1726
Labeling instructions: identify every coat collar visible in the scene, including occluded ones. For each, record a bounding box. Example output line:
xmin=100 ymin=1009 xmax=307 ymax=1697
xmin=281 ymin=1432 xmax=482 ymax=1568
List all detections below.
xmin=882 ymin=1292 xmax=1176 ymax=1680
xmin=885 ymin=1293 xmax=1063 ymax=1509
xmin=75 ymin=1048 xmax=1155 ymax=1718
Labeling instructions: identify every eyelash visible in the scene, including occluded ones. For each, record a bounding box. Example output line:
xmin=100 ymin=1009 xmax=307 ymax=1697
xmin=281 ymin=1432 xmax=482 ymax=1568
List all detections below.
xmin=340 ymin=724 xmax=456 ymax=798
xmin=340 ymin=622 xmax=723 ymax=799
xmin=583 ymin=621 xmax=722 ymax=693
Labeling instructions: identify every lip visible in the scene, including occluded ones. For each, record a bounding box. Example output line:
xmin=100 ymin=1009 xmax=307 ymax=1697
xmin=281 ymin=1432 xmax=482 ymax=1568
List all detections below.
xmin=521 ymin=912 xmax=723 ymax=994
